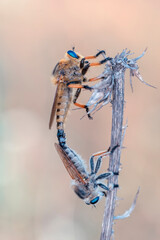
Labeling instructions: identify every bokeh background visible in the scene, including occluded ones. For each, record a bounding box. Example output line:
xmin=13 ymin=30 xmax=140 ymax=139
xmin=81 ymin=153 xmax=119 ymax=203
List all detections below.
xmin=1 ymin=0 xmax=160 ymax=239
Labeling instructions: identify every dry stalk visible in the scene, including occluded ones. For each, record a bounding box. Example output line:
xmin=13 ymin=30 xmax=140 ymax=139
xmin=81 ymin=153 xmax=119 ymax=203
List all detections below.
xmin=99 ymin=49 xmax=152 ymax=240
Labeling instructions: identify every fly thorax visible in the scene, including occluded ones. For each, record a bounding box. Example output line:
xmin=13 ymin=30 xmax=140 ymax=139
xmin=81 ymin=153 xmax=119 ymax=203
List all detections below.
xmin=59 ymin=69 xmax=66 ymax=77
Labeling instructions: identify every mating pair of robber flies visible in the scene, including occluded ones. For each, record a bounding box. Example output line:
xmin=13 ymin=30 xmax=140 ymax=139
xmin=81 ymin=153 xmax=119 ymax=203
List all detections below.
xmin=49 ymin=49 xmax=118 ymax=205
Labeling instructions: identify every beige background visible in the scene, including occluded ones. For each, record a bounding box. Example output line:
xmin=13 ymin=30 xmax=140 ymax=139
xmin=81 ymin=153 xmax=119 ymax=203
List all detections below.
xmin=1 ymin=0 xmax=160 ymax=239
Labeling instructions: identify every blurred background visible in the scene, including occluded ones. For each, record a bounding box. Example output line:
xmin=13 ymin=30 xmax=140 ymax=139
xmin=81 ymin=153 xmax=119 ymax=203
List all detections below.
xmin=0 ymin=0 xmax=160 ymax=239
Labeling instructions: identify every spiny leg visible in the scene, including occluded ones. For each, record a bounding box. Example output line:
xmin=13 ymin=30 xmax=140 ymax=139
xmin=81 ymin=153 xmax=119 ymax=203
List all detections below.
xmin=96 ymin=172 xmax=113 ymax=181
xmin=98 ymin=183 xmax=110 ymax=191
xmin=98 ymin=183 xmax=119 ymax=191
xmin=89 ymin=147 xmax=111 ymax=175
xmin=89 ymin=154 xmax=112 ymax=176
xmin=80 ymin=49 xmax=112 ymax=75
xmin=83 ymin=75 xmax=106 ymax=117
xmin=92 ymin=146 xmax=111 ymax=158
xmin=67 ymin=78 xmax=101 ymax=118
xmin=90 ymin=156 xmax=94 ymax=174
xmin=85 ymin=50 xmax=106 ymax=60
xmin=82 ymin=57 xmax=112 ymax=75
xmin=67 ymin=81 xmax=92 ymax=90
xmin=92 ymin=144 xmax=119 ymax=157
xmin=72 ymin=76 xmax=111 ymax=119
xmin=90 ymin=145 xmax=119 ymax=176
xmin=94 ymin=156 xmax=102 ymax=174
xmin=96 ymin=171 xmax=119 ymax=181
xmin=73 ymin=88 xmax=92 ymax=120
xmin=80 ymin=50 xmax=106 ymax=69
xmin=89 ymin=154 xmax=103 ymax=175
xmin=67 ymin=82 xmax=93 ymax=119
xmin=96 ymin=170 xmax=119 ymax=196
xmin=67 ymin=76 xmax=106 ymax=118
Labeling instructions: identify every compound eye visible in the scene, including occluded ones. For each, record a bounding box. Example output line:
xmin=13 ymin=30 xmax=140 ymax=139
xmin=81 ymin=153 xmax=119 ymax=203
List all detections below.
xmin=90 ymin=196 xmax=99 ymax=205
xmin=67 ymin=50 xmax=79 ymax=59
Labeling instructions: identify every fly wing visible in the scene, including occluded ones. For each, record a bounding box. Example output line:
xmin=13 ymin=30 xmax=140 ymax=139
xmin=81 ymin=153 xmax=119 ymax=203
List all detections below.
xmin=49 ymin=85 xmax=59 ymax=129
xmin=55 ymin=143 xmax=87 ymax=184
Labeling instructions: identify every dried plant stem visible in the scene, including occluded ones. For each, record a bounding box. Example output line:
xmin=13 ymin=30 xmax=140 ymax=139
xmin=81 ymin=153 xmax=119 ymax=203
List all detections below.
xmin=84 ymin=49 xmax=148 ymax=239
xmin=100 ymin=68 xmax=125 ymax=240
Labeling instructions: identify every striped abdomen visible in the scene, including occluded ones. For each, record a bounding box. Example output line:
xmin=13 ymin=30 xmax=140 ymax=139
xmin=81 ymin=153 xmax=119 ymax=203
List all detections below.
xmin=56 ymin=83 xmax=73 ymax=131
xmin=62 ymin=144 xmax=88 ymax=179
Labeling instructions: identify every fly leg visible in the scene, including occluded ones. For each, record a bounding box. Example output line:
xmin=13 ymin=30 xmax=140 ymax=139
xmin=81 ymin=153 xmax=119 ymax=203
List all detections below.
xmin=67 ymin=80 xmax=100 ymax=118
xmin=82 ymin=57 xmax=112 ymax=75
xmin=92 ymin=144 xmax=119 ymax=157
xmin=73 ymin=88 xmax=92 ymax=119
xmin=79 ymin=51 xmax=112 ymax=116
xmin=90 ymin=145 xmax=120 ymax=193
xmin=67 ymin=80 xmax=92 ymax=90
xmin=89 ymin=152 xmax=114 ymax=177
xmin=67 ymin=75 xmax=109 ymax=118
xmin=97 ymin=182 xmax=119 ymax=193
xmin=89 ymin=153 xmax=119 ymax=194
xmin=90 ymin=145 xmax=119 ymax=176
xmin=80 ymin=50 xmax=106 ymax=69
xmin=67 ymin=81 xmax=93 ymax=119
xmin=80 ymin=50 xmax=112 ymax=75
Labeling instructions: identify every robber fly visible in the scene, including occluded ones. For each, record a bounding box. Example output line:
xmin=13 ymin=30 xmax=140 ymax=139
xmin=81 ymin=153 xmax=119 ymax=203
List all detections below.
xmin=55 ymin=142 xmax=118 ymax=205
xmin=49 ymin=49 xmax=110 ymax=146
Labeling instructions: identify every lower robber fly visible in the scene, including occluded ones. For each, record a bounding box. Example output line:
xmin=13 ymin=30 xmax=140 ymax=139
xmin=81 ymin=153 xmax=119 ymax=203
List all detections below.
xmin=49 ymin=49 xmax=110 ymax=146
xmin=55 ymin=143 xmax=119 ymax=205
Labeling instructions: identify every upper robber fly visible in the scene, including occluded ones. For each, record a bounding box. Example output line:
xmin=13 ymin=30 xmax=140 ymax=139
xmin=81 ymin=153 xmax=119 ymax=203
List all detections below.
xmin=49 ymin=49 xmax=111 ymax=146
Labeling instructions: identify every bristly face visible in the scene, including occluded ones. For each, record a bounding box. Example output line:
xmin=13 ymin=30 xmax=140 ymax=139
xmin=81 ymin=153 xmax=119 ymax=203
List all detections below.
xmin=84 ymin=191 xmax=105 ymax=205
xmin=72 ymin=181 xmax=105 ymax=205
xmin=55 ymin=142 xmax=117 ymax=206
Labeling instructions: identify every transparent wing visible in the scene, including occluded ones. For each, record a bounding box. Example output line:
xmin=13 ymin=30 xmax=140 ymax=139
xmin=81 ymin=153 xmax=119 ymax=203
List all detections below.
xmin=55 ymin=143 xmax=87 ymax=184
